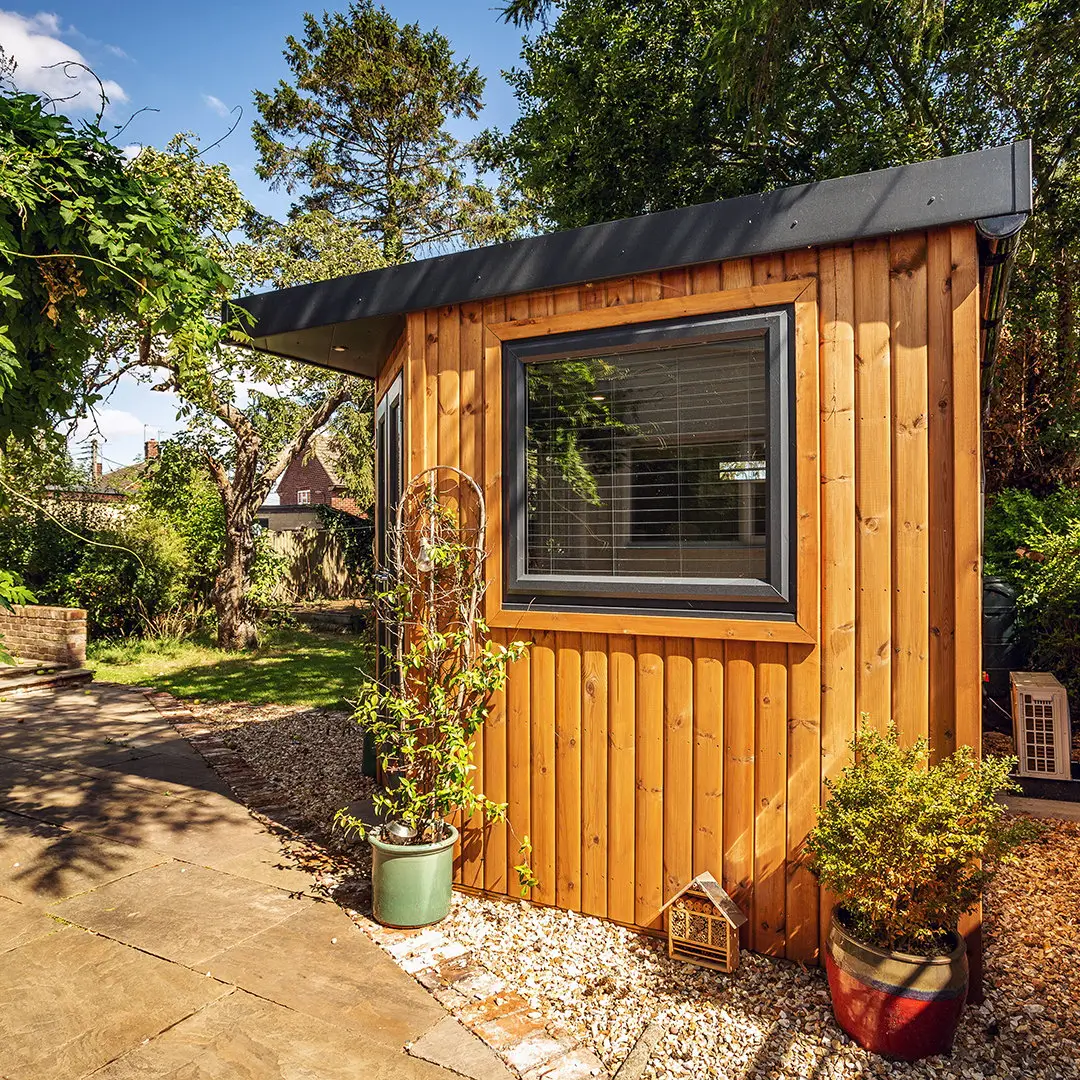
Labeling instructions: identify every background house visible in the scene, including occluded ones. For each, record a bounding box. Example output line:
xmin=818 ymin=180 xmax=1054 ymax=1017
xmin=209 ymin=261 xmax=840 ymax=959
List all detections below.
xmin=258 ymin=434 xmax=363 ymax=531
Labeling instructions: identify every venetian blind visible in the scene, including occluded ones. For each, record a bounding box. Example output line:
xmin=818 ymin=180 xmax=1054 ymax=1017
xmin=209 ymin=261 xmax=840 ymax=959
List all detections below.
xmin=524 ymin=335 xmax=769 ymax=581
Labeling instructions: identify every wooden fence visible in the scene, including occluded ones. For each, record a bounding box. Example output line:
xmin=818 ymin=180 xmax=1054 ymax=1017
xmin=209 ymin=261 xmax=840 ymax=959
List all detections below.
xmin=264 ymin=529 xmax=363 ymax=603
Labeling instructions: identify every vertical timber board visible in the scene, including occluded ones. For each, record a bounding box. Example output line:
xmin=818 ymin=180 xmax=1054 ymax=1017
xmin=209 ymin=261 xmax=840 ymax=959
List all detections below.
xmin=786 ymin=643 xmax=821 ymax=962
xmin=692 ymin=639 xmax=724 ymax=883
xmin=950 ymin=225 xmax=982 ymax=758
xmin=555 ymin=634 xmax=583 ymax=911
xmin=950 ymin=224 xmax=983 ymax=999
xmin=723 ymin=641 xmax=756 ymax=944
xmin=720 ymin=258 xmax=753 ymax=291
xmin=690 ymin=261 xmax=722 ymax=294
xmin=608 ymin=639 xmax=637 ymax=924
xmin=481 ymin=297 xmax=507 ymax=629
xmin=407 ymin=313 xmax=427 ymax=480
xmin=889 ymin=235 xmax=930 ymax=748
xmin=635 ymin=636 xmax=664 ymax=930
xmin=429 ymin=307 xmax=465 ymax=880
xmin=660 ymin=267 xmax=691 ymax=301
xmin=530 ymin=630 xmax=557 ymax=905
xmin=753 ymin=642 xmax=788 ymax=956
xmin=663 ymin=638 xmax=694 ymax=907
xmin=818 ymin=244 xmax=856 ymax=952
xmin=505 ymin=631 xmax=532 ymax=897
xmin=484 ymin=627 xmax=508 ymax=893
xmin=581 ymin=632 xmax=609 ymax=917
xmin=854 ymin=240 xmax=893 ymax=731
xmin=424 ymin=309 xmax=440 ymax=477
xmin=784 ymin=248 xmax=822 ymax=962
xmin=470 ymin=299 xmax=506 ymax=891
xmin=926 ymin=229 xmax=957 ymax=760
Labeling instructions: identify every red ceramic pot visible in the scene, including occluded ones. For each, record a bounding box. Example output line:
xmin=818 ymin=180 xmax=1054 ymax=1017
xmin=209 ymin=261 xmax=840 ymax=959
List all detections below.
xmin=825 ymin=911 xmax=968 ymax=1061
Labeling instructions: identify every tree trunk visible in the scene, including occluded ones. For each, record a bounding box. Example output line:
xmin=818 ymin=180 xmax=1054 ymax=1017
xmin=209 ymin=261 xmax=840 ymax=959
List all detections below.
xmin=214 ymin=522 xmax=259 ymax=650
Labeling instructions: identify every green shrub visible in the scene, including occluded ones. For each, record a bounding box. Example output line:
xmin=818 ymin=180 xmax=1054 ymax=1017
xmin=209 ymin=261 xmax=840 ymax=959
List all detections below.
xmin=984 ymin=486 xmax=1080 ymax=700
xmin=806 ymin=723 xmax=1035 ymax=954
xmin=45 ymin=510 xmax=192 ymax=638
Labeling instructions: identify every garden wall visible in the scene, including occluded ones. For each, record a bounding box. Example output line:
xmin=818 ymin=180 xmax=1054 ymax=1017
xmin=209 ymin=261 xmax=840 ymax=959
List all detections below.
xmin=0 ymin=605 xmax=87 ymax=665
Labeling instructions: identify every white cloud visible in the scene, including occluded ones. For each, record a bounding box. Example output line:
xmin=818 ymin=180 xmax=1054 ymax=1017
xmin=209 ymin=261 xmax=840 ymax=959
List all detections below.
xmin=0 ymin=10 xmax=127 ymax=110
xmin=120 ymin=143 xmax=143 ymax=162
xmin=203 ymin=93 xmax=230 ymax=117
xmin=73 ymin=408 xmax=147 ymax=443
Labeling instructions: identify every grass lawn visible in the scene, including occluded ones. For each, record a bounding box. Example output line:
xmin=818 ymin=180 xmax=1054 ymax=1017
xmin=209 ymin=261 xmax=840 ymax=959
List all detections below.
xmin=88 ymin=627 xmax=373 ymax=709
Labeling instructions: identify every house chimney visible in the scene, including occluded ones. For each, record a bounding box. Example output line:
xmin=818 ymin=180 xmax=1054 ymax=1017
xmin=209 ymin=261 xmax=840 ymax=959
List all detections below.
xmin=91 ymin=439 xmax=102 ymax=480
xmin=144 ymin=438 xmax=159 ymax=461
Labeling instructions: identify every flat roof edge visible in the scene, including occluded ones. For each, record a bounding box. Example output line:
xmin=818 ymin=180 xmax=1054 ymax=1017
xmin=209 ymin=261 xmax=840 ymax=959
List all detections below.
xmin=237 ymin=141 xmax=1032 ymax=340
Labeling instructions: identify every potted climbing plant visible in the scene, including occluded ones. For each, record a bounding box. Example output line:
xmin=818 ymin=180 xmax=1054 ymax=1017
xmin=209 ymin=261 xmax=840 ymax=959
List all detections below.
xmin=338 ymin=467 xmax=528 ymax=928
xmin=807 ymin=722 xmax=1036 ymax=1061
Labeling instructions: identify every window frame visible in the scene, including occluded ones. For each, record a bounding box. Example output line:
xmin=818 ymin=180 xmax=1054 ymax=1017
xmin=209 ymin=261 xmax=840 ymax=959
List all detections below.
xmin=481 ymin=277 xmax=819 ymax=644
xmin=296 ymin=489 xmax=311 ymax=505
xmin=502 ymin=307 xmax=795 ymax=618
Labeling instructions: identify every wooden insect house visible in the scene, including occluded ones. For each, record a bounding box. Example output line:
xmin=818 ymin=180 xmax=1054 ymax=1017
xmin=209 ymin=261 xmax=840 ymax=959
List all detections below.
xmin=660 ymin=871 xmax=747 ymax=973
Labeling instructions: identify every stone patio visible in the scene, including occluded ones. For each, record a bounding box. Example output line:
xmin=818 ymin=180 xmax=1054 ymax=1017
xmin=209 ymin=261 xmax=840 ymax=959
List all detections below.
xmin=0 ymin=683 xmax=511 ymax=1080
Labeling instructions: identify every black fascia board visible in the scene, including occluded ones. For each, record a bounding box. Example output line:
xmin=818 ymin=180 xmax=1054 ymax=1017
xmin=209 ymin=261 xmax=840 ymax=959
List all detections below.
xmin=235 ymin=141 xmax=1032 ymax=344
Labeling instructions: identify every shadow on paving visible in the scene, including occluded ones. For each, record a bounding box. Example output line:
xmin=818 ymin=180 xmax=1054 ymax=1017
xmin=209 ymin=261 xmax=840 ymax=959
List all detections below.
xmin=0 ymin=684 xmax=327 ymax=902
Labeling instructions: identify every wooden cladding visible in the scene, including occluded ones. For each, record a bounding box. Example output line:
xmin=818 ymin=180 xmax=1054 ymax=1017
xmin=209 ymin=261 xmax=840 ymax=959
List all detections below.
xmin=388 ymin=226 xmax=982 ymax=963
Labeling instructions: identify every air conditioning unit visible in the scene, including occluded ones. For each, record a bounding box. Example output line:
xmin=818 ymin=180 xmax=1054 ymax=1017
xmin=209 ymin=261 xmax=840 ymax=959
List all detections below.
xmin=1010 ymin=672 xmax=1072 ymax=781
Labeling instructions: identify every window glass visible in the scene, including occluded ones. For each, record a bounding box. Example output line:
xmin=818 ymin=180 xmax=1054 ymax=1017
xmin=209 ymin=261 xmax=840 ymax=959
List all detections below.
xmin=524 ymin=336 xmax=768 ymax=581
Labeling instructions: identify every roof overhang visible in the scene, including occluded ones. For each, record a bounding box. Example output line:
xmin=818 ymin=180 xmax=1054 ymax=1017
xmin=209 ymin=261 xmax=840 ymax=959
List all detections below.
xmin=234 ymin=141 xmax=1033 ymax=379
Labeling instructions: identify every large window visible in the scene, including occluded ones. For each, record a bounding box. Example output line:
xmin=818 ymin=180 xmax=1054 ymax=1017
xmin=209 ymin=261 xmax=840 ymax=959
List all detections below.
xmin=502 ymin=308 xmax=794 ymax=617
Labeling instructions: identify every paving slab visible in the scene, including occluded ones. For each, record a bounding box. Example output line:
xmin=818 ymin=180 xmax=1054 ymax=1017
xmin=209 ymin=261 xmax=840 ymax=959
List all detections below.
xmin=0 ymin=925 xmax=228 ymax=1080
xmin=205 ymin=900 xmax=446 ymax=1048
xmin=409 ymin=1016 xmax=516 ymax=1080
xmin=61 ymin=785 xmax=285 ymax=865
xmin=210 ymin=842 xmax=321 ymax=894
xmin=52 ymin=860 xmax=309 ymax=967
xmin=0 ymin=808 xmax=165 ymax=904
xmin=1004 ymin=794 xmax=1080 ymax=822
xmin=92 ymin=989 xmax=457 ymax=1080
xmin=0 ymin=683 xmax=464 ymax=1080
xmin=0 ymin=894 xmax=69 ymax=953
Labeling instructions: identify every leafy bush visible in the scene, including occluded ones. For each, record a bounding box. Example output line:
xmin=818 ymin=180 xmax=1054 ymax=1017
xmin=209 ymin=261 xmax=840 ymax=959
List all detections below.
xmin=44 ymin=510 xmax=192 ymax=638
xmin=337 ymin=477 xmax=527 ymax=851
xmin=246 ymin=530 xmax=294 ymax=623
xmin=139 ymin=438 xmax=225 ymax=600
xmin=0 ymin=500 xmax=193 ymax=639
xmin=0 ymin=567 xmax=34 ymax=664
xmin=984 ymin=487 xmax=1080 ymax=699
xmin=807 ymin=724 xmax=1035 ymax=954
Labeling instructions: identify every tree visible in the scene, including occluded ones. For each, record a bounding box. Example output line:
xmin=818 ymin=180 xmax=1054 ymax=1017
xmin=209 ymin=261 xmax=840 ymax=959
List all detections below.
xmin=89 ymin=135 xmax=384 ymax=650
xmin=494 ymin=0 xmax=1080 ymax=492
xmin=253 ymin=1 xmax=519 ymax=262
xmin=0 ymin=91 xmax=232 ymax=447
xmin=488 ymin=0 xmax=793 ymax=231
xmin=0 ymin=83 xmax=235 ymax=660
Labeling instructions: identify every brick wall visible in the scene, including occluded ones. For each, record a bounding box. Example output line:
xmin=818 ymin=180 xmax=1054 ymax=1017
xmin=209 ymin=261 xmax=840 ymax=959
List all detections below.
xmin=278 ymin=456 xmax=335 ymax=505
xmin=0 ymin=605 xmax=87 ymax=665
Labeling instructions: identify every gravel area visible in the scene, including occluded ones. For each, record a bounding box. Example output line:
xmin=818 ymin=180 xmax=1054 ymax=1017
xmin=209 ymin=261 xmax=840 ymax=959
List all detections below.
xmin=184 ymin=698 xmax=1079 ymax=1080
xmin=443 ymin=814 xmax=1079 ymax=1080
xmin=184 ymin=698 xmax=374 ymax=845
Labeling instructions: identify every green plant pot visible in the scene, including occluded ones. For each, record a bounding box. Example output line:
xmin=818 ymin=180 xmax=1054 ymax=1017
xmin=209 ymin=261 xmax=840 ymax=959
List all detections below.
xmin=369 ymin=824 xmax=458 ymax=928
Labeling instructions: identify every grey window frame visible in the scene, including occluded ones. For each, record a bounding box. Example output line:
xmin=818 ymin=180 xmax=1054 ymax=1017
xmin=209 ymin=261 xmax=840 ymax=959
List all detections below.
xmin=501 ymin=306 xmax=796 ymax=620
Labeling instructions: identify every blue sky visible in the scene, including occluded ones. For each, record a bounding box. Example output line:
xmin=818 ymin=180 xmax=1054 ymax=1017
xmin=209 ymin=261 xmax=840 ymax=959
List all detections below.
xmin=0 ymin=3 xmax=528 ymax=470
